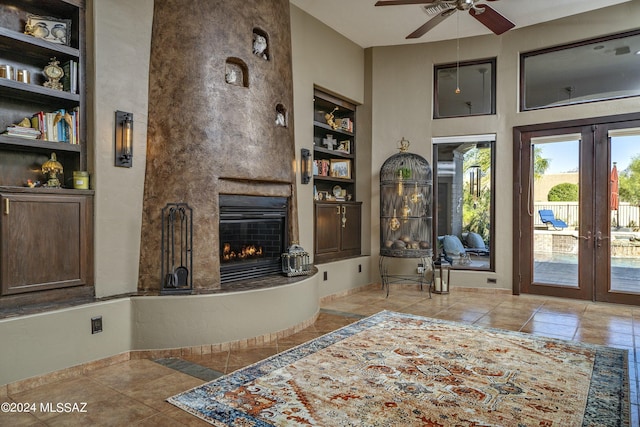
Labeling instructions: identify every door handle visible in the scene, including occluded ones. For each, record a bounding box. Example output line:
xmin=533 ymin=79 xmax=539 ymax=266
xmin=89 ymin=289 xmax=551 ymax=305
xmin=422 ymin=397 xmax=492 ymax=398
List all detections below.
xmin=595 ymin=231 xmax=609 ymax=248
xmin=577 ymin=230 xmax=591 ymax=241
xmin=341 ymin=206 xmax=347 ymax=228
xmin=3 ymin=198 xmax=8 ymax=215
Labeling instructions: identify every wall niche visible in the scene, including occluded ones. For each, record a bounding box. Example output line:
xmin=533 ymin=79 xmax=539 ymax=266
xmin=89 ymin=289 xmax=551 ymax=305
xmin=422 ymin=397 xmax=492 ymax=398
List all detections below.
xmin=225 ymin=57 xmax=248 ymax=87
xmin=252 ymin=28 xmax=270 ymax=61
xmin=275 ymin=103 xmax=287 ymax=127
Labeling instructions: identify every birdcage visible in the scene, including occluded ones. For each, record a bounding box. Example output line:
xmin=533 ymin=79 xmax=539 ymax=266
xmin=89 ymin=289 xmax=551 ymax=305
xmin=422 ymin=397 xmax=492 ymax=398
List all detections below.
xmin=380 ymin=138 xmax=433 ymax=258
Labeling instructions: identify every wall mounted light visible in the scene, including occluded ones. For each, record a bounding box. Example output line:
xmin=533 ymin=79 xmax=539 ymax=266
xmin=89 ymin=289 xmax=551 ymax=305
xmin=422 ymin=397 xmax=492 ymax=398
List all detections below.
xmin=115 ymin=111 xmax=133 ymax=168
xmin=300 ymin=148 xmax=312 ymax=184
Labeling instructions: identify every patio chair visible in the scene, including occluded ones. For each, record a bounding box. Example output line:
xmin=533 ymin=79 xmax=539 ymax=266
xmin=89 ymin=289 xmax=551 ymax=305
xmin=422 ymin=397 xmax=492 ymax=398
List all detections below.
xmin=538 ymin=209 xmax=568 ymax=230
xmin=440 ymin=234 xmax=489 ymax=264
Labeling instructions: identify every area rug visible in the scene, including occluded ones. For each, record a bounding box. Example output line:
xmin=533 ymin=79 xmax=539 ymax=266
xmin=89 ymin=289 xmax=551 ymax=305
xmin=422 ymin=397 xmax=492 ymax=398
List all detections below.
xmin=168 ymin=310 xmax=629 ymax=426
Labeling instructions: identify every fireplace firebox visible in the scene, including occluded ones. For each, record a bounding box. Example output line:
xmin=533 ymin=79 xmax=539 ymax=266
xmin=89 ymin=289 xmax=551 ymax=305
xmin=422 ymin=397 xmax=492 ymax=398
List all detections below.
xmin=219 ymin=195 xmax=288 ymax=283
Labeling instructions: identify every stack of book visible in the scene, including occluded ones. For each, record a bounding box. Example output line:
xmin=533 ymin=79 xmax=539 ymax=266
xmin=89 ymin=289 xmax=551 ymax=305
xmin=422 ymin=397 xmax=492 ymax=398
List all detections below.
xmin=30 ymin=108 xmax=80 ymax=144
xmin=3 ymin=126 xmax=41 ymax=139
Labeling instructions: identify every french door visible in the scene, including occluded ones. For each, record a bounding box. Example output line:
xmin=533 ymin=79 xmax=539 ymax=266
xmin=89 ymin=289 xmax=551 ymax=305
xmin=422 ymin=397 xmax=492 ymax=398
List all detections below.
xmin=514 ymin=113 xmax=640 ymax=304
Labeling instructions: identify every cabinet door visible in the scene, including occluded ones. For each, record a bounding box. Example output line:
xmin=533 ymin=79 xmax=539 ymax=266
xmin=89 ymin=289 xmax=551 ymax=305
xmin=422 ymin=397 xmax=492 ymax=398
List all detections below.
xmin=1 ymin=193 xmax=90 ymax=295
xmin=340 ymin=203 xmax=361 ymax=255
xmin=314 ymin=203 xmax=341 ymax=256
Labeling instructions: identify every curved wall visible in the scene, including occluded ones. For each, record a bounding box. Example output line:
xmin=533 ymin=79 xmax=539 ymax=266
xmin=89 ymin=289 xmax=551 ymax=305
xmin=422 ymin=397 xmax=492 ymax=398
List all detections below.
xmin=139 ymin=0 xmax=297 ymax=291
xmin=0 ymin=274 xmax=320 ymax=386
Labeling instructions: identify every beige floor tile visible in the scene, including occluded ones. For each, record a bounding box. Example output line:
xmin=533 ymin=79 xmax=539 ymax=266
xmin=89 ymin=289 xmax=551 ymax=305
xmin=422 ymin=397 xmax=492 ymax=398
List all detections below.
xmin=9 ymin=377 xmax=117 ymax=423
xmin=520 ymin=319 xmax=578 ymax=338
xmin=87 ymin=359 xmax=177 ymax=392
xmin=0 ymin=402 xmax=45 ymax=426
xmin=162 ymin=405 xmax=212 ymax=426
xmin=43 ymin=391 xmax=157 ymax=426
xmin=226 ymin=346 xmax=279 ymax=373
xmin=121 ymin=371 xmax=204 ymax=412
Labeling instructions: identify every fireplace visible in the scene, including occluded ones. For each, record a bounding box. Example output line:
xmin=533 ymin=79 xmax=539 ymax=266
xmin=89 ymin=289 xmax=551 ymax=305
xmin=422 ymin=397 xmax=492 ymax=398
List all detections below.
xmin=219 ymin=195 xmax=288 ymax=283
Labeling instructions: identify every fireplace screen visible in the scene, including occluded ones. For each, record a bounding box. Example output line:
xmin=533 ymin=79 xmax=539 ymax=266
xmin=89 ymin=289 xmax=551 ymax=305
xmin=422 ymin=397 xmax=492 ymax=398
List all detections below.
xmin=219 ymin=195 xmax=288 ymax=283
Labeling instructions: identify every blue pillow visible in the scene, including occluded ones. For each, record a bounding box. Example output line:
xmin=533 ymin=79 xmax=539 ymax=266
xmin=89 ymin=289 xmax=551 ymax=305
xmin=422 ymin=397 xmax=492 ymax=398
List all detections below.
xmin=466 ymin=232 xmax=485 ymax=249
xmin=443 ymin=235 xmax=465 ymax=256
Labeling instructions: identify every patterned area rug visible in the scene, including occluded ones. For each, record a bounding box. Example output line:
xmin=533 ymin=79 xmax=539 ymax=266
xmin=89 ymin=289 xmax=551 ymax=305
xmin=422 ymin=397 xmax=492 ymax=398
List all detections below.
xmin=169 ymin=311 xmax=629 ymax=426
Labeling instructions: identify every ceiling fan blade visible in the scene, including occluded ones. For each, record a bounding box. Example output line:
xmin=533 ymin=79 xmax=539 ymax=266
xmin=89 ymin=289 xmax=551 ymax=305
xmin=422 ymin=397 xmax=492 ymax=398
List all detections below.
xmin=406 ymin=10 xmax=453 ymax=39
xmin=375 ymin=0 xmax=438 ymax=6
xmin=469 ymin=4 xmax=514 ymax=35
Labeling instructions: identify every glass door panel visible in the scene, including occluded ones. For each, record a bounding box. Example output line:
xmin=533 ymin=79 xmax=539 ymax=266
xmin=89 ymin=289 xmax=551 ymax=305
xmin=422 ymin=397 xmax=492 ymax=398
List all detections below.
xmin=609 ymin=133 xmax=640 ymax=294
xmin=532 ymin=138 xmax=581 ymax=288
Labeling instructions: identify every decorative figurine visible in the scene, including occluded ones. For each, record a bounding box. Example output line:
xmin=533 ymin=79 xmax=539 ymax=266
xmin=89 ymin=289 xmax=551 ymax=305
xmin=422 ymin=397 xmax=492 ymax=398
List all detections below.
xmin=252 ymin=34 xmax=268 ymax=60
xmin=43 ymin=57 xmax=64 ymax=91
xmin=225 ymin=68 xmax=237 ymax=84
xmin=41 ymin=152 xmax=63 ymax=187
xmin=324 ymin=106 xmax=339 ymax=130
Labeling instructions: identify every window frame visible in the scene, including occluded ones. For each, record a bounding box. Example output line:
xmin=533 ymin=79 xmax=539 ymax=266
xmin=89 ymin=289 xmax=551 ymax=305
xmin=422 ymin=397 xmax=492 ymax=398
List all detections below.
xmin=433 ymin=58 xmax=497 ymax=119
xmin=520 ymin=29 xmax=640 ymax=111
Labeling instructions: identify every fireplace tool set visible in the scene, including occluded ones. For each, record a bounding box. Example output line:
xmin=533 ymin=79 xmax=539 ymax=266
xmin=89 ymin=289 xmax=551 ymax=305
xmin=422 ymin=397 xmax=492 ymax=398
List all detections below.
xmin=161 ymin=203 xmax=193 ymax=294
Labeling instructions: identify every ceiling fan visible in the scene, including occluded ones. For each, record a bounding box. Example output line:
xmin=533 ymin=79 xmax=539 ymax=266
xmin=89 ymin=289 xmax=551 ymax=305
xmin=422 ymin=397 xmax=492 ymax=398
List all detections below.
xmin=375 ymin=0 xmax=515 ymax=39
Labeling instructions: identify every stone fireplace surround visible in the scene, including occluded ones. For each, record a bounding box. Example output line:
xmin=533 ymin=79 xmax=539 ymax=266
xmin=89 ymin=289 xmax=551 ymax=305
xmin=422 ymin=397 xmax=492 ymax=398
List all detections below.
xmin=138 ymin=0 xmax=298 ymax=293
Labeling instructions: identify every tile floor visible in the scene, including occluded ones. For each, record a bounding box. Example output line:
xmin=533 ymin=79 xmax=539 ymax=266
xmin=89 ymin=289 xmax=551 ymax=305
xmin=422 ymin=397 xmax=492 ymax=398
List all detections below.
xmin=1 ymin=286 xmax=638 ymax=426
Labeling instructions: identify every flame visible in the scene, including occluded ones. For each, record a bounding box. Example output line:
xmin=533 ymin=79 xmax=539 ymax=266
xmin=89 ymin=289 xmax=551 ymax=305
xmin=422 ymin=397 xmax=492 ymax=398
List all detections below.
xmin=222 ymin=243 xmax=264 ymax=262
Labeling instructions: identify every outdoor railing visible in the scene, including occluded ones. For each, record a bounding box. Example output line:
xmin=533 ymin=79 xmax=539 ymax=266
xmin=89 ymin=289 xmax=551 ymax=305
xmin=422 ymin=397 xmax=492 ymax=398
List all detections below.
xmin=534 ymin=202 xmax=639 ymax=229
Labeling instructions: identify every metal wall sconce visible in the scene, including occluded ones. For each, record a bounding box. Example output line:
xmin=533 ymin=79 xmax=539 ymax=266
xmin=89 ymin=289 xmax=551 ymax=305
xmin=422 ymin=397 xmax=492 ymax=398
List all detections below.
xmin=300 ymin=148 xmax=312 ymax=184
xmin=115 ymin=111 xmax=133 ymax=168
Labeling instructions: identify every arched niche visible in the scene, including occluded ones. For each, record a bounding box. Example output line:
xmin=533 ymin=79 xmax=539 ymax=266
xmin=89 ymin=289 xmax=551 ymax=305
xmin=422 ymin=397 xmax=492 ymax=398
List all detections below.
xmin=252 ymin=28 xmax=270 ymax=61
xmin=275 ymin=103 xmax=288 ymax=127
xmin=225 ymin=57 xmax=248 ymax=87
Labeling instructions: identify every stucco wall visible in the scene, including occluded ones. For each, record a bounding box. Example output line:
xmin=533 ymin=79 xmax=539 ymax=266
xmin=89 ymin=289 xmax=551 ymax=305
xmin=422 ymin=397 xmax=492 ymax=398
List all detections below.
xmin=290 ymin=5 xmax=372 ymax=297
xmin=90 ymin=0 xmax=153 ymax=298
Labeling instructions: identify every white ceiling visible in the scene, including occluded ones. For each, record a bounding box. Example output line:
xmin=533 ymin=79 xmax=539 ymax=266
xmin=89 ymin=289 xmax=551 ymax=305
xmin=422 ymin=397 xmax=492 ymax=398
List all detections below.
xmin=289 ymin=0 xmax=632 ymax=48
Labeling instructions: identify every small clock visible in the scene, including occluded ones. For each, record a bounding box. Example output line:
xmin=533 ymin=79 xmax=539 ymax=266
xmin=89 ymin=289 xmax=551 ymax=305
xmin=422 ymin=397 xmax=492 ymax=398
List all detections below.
xmin=43 ymin=57 xmax=64 ymax=91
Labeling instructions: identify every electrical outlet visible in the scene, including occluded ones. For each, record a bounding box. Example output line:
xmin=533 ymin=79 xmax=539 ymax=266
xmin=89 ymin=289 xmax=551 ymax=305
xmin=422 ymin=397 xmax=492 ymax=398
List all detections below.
xmin=416 ymin=263 xmax=425 ymax=274
xmin=91 ymin=316 xmax=103 ymax=334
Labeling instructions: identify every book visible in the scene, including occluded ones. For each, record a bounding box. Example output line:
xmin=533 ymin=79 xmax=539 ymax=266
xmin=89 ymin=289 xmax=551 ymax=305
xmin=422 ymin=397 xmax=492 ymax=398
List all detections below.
xmin=3 ymin=126 xmax=41 ymax=139
xmin=29 ymin=108 xmax=79 ymax=144
xmin=62 ymin=60 xmax=78 ymax=94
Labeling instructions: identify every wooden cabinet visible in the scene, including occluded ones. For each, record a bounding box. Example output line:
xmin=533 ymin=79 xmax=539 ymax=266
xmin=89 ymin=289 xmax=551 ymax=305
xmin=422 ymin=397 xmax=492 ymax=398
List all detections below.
xmin=1 ymin=189 xmax=93 ymax=295
xmin=314 ymin=202 xmax=361 ymax=264
xmin=0 ymin=1 xmax=92 ymax=302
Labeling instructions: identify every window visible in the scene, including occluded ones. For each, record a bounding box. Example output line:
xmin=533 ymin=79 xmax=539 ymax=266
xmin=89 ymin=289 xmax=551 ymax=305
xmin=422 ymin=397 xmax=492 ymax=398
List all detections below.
xmin=521 ymin=30 xmax=640 ymax=110
xmin=433 ymin=135 xmax=495 ymax=271
xmin=434 ymin=58 xmax=496 ymax=118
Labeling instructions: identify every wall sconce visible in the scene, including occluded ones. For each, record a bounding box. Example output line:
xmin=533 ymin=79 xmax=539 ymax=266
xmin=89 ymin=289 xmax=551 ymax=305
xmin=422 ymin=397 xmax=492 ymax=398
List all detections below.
xmin=300 ymin=148 xmax=312 ymax=184
xmin=115 ymin=111 xmax=133 ymax=167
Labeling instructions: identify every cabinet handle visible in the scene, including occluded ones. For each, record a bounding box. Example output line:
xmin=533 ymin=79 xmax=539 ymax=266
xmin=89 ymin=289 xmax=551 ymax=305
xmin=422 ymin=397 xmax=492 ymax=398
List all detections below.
xmin=336 ymin=206 xmax=340 ymax=215
xmin=4 ymin=199 xmax=8 ymax=215
xmin=341 ymin=205 xmax=347 ymax=228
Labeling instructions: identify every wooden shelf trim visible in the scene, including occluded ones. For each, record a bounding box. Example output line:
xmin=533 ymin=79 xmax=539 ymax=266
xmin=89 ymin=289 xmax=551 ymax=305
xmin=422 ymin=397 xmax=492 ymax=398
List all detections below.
xmin=313 ymin=120 xmax=354 ymax=136
xmin=0 ymin=135 xmax=81 ymax=152
xmin=313 ymin=145 xmax=354 ymax=159
xmin=0 ymin=26 xmax=80 ymax=57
